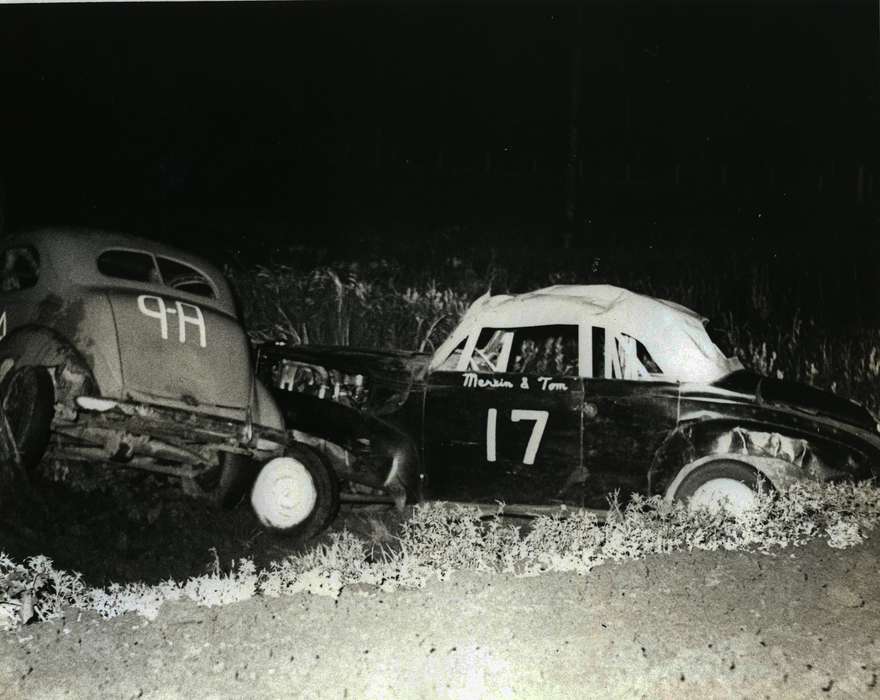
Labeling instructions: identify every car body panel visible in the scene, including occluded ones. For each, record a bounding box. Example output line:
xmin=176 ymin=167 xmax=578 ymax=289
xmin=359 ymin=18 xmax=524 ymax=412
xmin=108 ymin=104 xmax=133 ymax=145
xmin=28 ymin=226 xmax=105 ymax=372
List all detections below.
xmin=106 ymin=287 xmax=252 ymax=409
xmin=423 ymin=371 xmax=583 ymax=505
xmin=581 ymin=377 xmax=679 ymax=508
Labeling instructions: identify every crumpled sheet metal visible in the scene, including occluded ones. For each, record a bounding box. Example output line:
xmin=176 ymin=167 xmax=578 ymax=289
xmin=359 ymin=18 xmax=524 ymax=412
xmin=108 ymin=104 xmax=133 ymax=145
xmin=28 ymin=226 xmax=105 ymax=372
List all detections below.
xmin=713 ymin=426 xmax=811 ymax=468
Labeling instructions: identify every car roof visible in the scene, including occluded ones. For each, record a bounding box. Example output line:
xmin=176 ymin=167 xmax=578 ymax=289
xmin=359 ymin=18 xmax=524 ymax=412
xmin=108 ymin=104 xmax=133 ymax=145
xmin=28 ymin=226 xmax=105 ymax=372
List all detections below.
xmin=431 ymin=284 xmax=740 ymax=383
xmin=3 ymin=227 xmax=236 ymax=311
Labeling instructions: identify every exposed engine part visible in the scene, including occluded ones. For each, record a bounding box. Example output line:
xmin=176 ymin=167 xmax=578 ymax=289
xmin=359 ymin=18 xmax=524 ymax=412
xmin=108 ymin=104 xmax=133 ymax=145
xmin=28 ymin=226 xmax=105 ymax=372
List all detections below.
xmin=272 ymin=359 xmax=368 ymax=409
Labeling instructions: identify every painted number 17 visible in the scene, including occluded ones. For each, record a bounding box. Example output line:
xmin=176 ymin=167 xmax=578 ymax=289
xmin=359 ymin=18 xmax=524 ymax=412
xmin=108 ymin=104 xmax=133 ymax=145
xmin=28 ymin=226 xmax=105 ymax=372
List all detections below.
xmin=486 ymin=408 xmax=549 ymax=465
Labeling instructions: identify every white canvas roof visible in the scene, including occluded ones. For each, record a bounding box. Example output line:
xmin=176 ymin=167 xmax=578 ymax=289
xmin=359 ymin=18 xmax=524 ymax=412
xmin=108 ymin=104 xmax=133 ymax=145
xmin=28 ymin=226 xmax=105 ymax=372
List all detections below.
xmin=431 ymin=284 xmax=741 ymax=383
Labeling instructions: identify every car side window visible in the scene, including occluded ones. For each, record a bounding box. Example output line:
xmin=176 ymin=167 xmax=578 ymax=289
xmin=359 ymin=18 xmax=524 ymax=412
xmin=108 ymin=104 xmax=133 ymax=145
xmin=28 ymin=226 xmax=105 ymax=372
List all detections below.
xmin=0 ymin=246 xmax=39 ymax=292
xmin=157 ymin=257 xmax=215 ymax=298
xmin=466 ymin=325 xmax=579 ymax=376
xmin=98 ymin=250 xmax=159 ymax=283
xmin=592 ymin=327 xmax=663 ymax=380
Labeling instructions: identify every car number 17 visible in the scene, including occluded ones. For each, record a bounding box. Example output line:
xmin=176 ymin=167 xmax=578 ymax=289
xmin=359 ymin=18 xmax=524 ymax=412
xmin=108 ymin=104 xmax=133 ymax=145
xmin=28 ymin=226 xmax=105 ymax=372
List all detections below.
xmin=486 ymin=408 xmax=549 ymax=465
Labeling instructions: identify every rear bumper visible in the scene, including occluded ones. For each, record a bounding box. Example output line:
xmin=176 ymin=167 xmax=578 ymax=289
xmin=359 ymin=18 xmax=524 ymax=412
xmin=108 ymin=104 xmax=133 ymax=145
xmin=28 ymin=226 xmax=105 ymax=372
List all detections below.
xmin=50 ymin=396 xmax=287 ymax=470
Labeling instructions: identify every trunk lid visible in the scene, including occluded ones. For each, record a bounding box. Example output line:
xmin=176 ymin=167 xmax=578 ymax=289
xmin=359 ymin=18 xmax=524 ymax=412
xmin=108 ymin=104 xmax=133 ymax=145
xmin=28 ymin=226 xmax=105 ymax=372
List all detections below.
xmin=107 ymin=289 xmax=252 ymax=410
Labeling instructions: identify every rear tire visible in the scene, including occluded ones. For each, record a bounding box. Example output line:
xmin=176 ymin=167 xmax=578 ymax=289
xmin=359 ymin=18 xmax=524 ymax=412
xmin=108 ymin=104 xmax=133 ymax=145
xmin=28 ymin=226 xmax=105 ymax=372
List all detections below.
xmin=0 ymin=365 xmax=54 ymax=509
xmin=250 ymin=444 xmax=339 ymax=543
xmin=674 ymin=459 xmax=766 ymax=515
xmin=0 ymin=365 xmax=54 ymax=475
xmin=192 ymin=452 xmax=255 ymax=509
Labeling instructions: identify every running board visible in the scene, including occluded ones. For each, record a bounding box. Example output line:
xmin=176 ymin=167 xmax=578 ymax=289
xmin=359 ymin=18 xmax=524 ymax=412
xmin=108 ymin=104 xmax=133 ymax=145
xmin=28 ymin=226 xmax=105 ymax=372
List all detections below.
xmin=340 ymin=492 xmax=397 ymax=504
xmin=338 ymin=493 xmax=608 ymax=522
xmin=440 ymin=501 xmax=608 ymax=522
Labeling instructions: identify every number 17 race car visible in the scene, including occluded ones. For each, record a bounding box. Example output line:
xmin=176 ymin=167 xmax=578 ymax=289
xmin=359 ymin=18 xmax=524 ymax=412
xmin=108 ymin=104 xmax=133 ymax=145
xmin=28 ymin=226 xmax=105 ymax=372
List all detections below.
xmin=253 ymin=284 xmax=880 ymax=536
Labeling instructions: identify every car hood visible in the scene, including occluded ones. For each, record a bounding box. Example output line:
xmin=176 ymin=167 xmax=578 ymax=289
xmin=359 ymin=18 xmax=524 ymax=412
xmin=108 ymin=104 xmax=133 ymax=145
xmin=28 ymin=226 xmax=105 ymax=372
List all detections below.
xmin=267 ymin=344 xmax=431 ymax=381
xmin=714 ymin=370 xmax=876 ymax=432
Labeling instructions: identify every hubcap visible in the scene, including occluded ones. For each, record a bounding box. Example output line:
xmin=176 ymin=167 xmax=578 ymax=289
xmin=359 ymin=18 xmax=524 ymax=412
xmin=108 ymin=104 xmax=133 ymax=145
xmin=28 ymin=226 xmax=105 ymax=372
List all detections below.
xmin=689 ymin=477 xmax=757 ymax=515
xmin=251 ymin=456 xmax=318 ymax=529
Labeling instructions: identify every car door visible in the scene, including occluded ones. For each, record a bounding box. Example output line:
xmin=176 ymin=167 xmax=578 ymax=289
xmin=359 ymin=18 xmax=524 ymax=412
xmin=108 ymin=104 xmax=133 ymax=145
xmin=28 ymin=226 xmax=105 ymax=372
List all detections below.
xmin=581 ymin=326 xmax=680 ymax=508
xmin=423 ymin=324 xmax=585 ymax=506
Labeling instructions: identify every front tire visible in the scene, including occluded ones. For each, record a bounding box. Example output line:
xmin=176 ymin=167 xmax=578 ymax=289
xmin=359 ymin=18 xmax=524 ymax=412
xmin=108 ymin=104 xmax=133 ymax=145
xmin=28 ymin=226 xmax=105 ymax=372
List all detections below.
xmin=250 ymin=444 xmax=339 ymax=542
xmin=674 ymin=459 xmax=766 ymax=515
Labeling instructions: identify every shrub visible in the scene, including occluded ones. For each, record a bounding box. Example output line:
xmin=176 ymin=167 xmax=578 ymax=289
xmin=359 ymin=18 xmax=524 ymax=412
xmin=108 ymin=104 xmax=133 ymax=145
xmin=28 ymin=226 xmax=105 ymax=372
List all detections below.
xmin=3 ymin=481 xmax=879 ymax=631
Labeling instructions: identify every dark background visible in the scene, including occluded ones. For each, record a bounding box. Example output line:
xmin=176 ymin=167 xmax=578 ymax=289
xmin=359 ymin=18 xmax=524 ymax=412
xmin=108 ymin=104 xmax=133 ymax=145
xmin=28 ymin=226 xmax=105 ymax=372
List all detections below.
xmin=0 ymin=1 xmax=878 ymax=259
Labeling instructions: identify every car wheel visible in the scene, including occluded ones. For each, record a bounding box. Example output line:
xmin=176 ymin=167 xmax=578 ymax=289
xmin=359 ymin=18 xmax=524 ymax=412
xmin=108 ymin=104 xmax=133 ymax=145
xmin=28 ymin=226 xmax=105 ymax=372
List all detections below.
xmin=192 ymin=452 xmax=255 ymax=510
xmin=0 ymin=365 xmax=54 ymax=477
xmin=673 ymin=459 xmax=766 ymax=515
xmin=250 ymin=444 xmax=339 ymax=542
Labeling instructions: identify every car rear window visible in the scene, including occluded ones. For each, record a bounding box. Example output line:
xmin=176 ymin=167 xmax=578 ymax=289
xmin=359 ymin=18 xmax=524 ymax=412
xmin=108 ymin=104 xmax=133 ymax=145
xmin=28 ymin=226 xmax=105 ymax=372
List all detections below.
xmin=97 ymin=249 xmax=215 ymax=298
xmin=97 ymin=250 xmax=157 ymax=283
xmin=157 ymin=257 xmax=215 ymax=298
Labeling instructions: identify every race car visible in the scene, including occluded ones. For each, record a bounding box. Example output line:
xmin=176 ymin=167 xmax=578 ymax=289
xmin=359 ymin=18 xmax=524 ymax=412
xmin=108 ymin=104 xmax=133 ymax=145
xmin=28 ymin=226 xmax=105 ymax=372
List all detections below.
xmin=253 ymin=284 xmax=880 ymax=534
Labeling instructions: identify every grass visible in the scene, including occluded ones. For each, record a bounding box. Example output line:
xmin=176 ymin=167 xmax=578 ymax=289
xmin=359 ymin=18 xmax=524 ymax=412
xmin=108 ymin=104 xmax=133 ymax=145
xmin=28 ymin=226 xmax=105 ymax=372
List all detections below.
xmin=2 ymin=481 xmax=878 ymax=631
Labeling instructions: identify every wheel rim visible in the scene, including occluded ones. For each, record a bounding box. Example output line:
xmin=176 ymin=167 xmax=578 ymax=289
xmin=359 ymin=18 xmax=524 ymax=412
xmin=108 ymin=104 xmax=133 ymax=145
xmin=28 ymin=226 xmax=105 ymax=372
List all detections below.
xmin=251 ymin=456 xmax=318 ymax=529
xmin=689 ymin=478 xmax=757 ymax=515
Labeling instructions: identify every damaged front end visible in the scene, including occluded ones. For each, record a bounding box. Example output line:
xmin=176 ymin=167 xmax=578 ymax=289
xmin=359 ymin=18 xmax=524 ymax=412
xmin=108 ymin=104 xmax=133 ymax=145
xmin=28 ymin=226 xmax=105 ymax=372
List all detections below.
xmin=709 ymin=426 xmax=868 ymax=487
xmin=657 ymin=420 xmax=877 ymax=500
xmin=255 ymin=343 xmax=429 ymax=506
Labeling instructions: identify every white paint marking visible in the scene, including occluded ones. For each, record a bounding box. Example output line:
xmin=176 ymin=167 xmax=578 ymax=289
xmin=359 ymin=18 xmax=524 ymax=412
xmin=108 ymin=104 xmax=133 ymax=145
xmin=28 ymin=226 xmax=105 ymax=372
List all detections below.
xmin=137 ymin=295 xmax=207 ymax=347
xmin=486 ymin=408 xmax=498 ymax=462
xmin=176 ymin=301 xmax=206 ymax=347
xmin=510 ymin=409 xmax=549 ymax=465
xmin=137 ymin=295 xmax=169 ymax=340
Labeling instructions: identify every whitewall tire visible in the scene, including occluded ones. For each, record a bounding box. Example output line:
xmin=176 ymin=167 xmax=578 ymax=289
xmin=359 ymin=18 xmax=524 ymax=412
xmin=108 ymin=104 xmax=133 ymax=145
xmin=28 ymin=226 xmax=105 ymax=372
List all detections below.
xmin=673 ymin=459 xmax=767 ymax=516
xmin=249 ymin=444 xmax=339 ymax=542
xmin=688 ymin=477 xmax=758 ymax=515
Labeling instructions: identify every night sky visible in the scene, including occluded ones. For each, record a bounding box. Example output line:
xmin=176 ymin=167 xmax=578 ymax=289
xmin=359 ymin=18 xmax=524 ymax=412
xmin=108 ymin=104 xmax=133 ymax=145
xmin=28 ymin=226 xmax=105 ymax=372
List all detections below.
xmin=1 ymin=1 xmax=877 ymax=253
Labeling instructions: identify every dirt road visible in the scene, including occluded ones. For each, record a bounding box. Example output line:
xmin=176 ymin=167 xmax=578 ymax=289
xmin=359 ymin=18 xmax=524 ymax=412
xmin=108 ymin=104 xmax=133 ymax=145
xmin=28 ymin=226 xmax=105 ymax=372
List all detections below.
xmin=2 ymin=532 xmax=878 ymax=698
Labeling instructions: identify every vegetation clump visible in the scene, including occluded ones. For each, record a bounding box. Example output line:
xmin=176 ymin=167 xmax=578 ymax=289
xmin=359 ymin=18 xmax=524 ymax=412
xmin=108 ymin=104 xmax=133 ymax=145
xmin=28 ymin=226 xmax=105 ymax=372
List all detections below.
xmin=2 ymin=481 xmax=878 ymax=631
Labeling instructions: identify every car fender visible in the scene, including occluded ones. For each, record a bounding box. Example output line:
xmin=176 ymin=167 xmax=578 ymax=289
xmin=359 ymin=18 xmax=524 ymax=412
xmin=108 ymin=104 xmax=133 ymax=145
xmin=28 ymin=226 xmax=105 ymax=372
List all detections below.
xmin=253 ymin=377 xmax=285 ymax=431
xmin=272 ymin=389 xmax=418 ymax=497
xmin=648 ymin=418 xmax=859 ymax=499
xmin=0 ymin=324 xmax=98 ymax=404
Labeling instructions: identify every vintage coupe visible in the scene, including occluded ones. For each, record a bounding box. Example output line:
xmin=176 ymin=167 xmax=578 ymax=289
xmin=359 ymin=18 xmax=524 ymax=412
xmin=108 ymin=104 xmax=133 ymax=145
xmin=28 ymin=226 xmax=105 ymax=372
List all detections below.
xmin=254 ymin=284 xmax=880 ymax=533
xmin=0 ymin=228 xmax=338 ymax=541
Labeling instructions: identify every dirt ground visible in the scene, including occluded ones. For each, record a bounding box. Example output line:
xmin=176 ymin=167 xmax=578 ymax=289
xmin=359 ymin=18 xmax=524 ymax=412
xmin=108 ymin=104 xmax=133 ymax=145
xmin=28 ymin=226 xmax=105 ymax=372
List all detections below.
xmin=1 ymin=484 xmax=880 ymax=698
xmin=0 ymin=479 xmax=392 ymax=587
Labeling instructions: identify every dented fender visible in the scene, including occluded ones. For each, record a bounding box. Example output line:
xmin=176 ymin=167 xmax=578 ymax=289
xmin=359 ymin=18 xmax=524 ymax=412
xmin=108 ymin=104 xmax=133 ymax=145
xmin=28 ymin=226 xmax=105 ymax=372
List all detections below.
xmin=272 ymin=389 xmax=418 ymax=496
xmin=650 ymin=420 xmax=872 ymax=499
